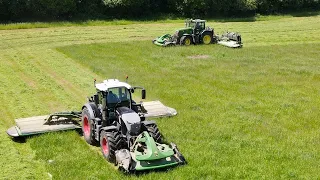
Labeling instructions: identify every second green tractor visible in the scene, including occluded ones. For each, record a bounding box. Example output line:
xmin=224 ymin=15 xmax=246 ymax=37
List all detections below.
xmin=153 ymin=19 xmax=242 ymax=48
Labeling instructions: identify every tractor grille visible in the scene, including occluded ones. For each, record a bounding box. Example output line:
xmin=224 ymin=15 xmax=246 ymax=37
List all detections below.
xmin=129 ymin=123 xmax=141 ymax=135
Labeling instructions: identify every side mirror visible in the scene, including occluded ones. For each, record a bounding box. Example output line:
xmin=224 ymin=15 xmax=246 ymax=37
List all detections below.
xmin=141 ymin=89 xmax=146 ymax=99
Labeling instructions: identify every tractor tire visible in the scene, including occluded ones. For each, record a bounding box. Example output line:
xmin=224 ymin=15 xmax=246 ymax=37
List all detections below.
xmin=146 ymin=124 xmax=162 ymax=143
xmin=100 ymin=130 xmax=121 ymax=163
xmin=180 ymin=36 xmax=192 ymax=46
xmin=201 ymin=32 xmax=213 ymax=45
xmin=82 ymin=107 xmax=97 ymax=145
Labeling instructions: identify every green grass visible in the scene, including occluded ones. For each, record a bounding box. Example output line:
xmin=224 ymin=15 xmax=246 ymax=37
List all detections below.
xmin=57 ymin=42 xmax=320 ymax=179
xmin=0 ymin=15 xmax=320 ymax=179
xmin=1 ymin=12 xmax=319 ymax=30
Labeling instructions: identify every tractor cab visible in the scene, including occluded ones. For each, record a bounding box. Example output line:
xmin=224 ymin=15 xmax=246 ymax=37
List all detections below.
xmin=185 ymin=19 xmax=206 ymax=34
xmin=106 ymin=87 xmax=131 ymax=108
xmin=94 ymin=79 xmax=145 ymax=123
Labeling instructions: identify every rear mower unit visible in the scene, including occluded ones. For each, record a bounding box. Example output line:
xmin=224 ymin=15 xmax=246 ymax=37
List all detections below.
xmin=153 ymin=19 xmax=242 ymax=48
xmin=7 ymin=79 xmax=185 ymax=172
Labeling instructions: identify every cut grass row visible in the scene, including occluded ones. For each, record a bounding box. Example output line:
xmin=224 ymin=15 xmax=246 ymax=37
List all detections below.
xmin=0 ymin=15 xmax=319 ymax=179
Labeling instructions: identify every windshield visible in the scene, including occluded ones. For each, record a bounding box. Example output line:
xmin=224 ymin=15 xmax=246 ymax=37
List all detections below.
xmin=186 ymin=22 xmax=196 ymax=28
xmin=107 ymin=87 xmax=131 ymax=105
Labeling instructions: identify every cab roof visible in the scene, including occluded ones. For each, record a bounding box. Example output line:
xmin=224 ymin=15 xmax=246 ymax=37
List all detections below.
xmin=187 ymin=19 xmax=206 ymax=23
xmin=95 ymin=79 xmax=131 ymax=91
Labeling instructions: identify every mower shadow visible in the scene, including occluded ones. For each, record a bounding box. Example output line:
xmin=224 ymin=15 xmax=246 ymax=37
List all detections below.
xmin=10 ymin=129 xmax=84 ymax=144
xmin=126 ymin=164 xmax=182 ymax=176
xmin=11 ymin=136 xmax=26 ymax=143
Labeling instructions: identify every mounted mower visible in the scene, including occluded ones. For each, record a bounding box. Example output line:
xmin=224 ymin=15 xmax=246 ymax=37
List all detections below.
xmin=153 ymin=19 xmax=242 ymax=48
xmin=7 ymin=79 xmax=185 ymax=172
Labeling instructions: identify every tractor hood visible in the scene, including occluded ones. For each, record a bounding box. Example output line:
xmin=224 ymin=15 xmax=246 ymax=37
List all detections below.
xmin=118 ymin=107 xmax=141 ymax=135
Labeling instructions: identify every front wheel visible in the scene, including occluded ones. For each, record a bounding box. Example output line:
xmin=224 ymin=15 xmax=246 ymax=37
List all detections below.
xmin=100 ymin=130 xmax=121 ymax=163
xmin=180 ymin=36 xmax=192 ymax=46
xmin=201 ymin=32 xmax=213 ymax=45
xmin=146 ymin=124 xmax=162 ymax=143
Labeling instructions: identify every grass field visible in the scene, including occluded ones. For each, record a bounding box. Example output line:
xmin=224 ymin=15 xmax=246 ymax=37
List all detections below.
xmin=0 ymin=15 xmax=320 ymax=179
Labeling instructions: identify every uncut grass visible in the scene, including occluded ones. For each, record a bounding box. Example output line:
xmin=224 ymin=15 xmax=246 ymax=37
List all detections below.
xmin=57 ymin=41 xmax=320 ymax=179
xmin=1 ymin=12 xmax=319 ymax=30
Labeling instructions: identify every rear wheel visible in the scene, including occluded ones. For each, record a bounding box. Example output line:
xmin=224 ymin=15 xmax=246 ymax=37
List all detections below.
xmin=82 ymin=107 xmax=97 ymax=145
xmin=202 ymin=32 xmax=213 ymax=45
xmin=180 ymin=36 xmax=192 ymax=46
xmin=146 ymin=124 xmax=162 ymax=143
xmin=100 ymin=130 xmax=121 ymax=163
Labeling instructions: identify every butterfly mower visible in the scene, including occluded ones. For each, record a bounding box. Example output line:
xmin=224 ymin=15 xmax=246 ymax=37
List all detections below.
xmin=153 ymin=19 xmax=242 ymax=48
xmin=7 ymin=79 xmax=185 ymax=172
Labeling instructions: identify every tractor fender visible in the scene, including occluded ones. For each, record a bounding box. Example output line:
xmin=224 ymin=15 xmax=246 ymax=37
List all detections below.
xmin=200 ymin=30 xmax=213 ymax=37
xmin=180 ymin=34 xmax=194 ymax=44
xmin=182 ymin=33 xmax=192 ymax=37
xmin=82 ymin=103 xmax=99 ymax=119
xmin=98 ymin=125 xmax=118 ymax=142
xmin=182 ymin=34 xmax=193 ymax=40
xmin=101 ymin=125 xmax=118 ymax=132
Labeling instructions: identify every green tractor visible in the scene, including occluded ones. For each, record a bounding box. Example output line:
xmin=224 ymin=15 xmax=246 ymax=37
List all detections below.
xmin=153 ymin=19 xmax=242 ymax=48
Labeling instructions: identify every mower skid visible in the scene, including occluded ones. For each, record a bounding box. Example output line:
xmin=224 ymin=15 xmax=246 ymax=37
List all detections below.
xmin=134 ymin=157 xmax=179 ymax=171
xmin=217 ymin=40 xmax=242 ymax=48
xmin=6 ymin=126 xmax=20 ymax=137
xmin=153 ymin=41 xmax=166 ymax=47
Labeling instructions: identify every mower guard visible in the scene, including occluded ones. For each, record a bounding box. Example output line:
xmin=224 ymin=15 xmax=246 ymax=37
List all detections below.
xmin=115 ymin=131 xmax=186 ymax=172
xmin=152 ymin=34 xmax=175 ymax=47
xmin=7 ymin=101 xmax=177 ymax=138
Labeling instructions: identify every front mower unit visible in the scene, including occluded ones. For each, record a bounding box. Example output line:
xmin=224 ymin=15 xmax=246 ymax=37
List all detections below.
xmin=152 ymin=34 xmax=176 ymax=47
xmin=115 ymin=131 xmax=185 ymax=172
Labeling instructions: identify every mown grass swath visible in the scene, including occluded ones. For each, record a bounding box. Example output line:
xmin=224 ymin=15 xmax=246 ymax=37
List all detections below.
xmin=0 ymin=15 xmax=320 ymax=179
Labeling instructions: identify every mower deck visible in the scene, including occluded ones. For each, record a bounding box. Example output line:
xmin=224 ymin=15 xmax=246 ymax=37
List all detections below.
xmin=143 ymin=100 xmax=177 ymax=118
xmin=217 ymin=40 xmax=242 ymax=48
xmin=6 ymin=115 xmax=81 ymax=137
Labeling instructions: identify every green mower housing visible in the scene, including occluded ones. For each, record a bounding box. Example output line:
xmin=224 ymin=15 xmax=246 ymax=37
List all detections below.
xmin=115 ymin=131 xmax=184 ymax=172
